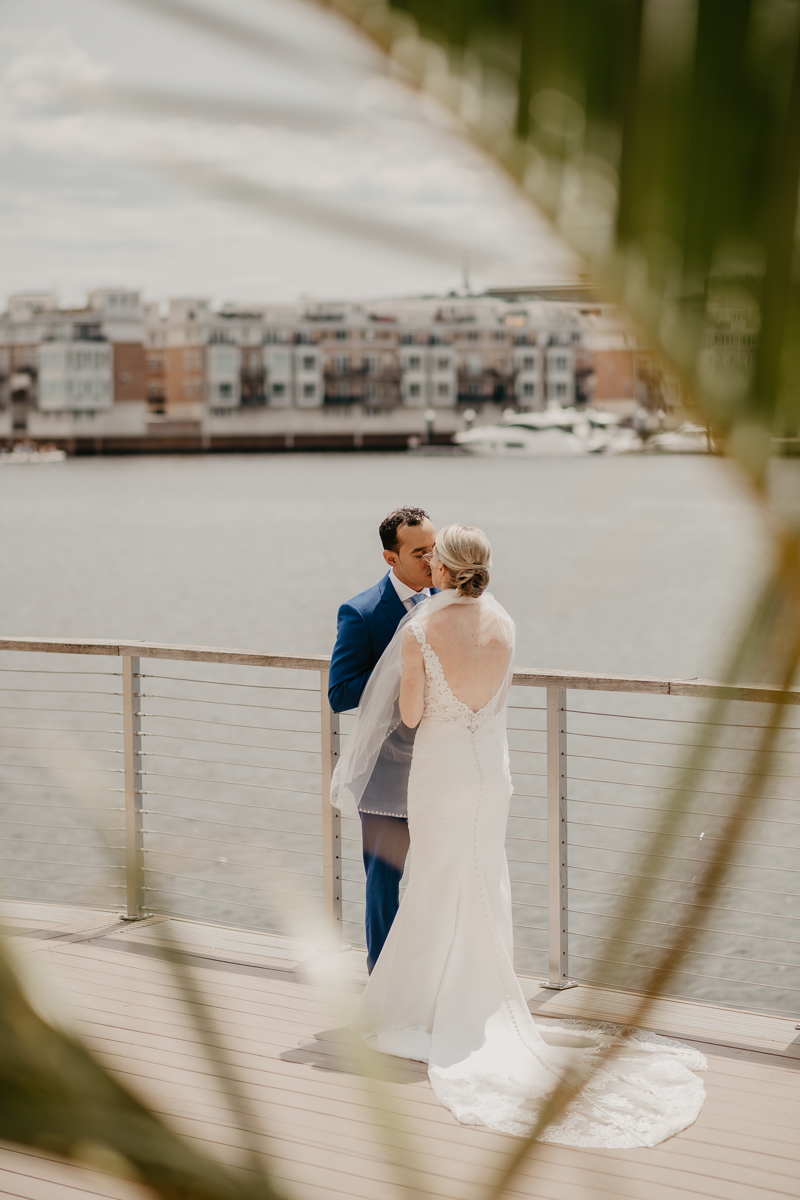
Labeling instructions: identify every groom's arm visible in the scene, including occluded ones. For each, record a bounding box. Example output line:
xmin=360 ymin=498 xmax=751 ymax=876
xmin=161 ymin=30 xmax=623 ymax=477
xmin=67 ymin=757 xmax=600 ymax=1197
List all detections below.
xmin=328 ymin=601 xmax=374 ymax=713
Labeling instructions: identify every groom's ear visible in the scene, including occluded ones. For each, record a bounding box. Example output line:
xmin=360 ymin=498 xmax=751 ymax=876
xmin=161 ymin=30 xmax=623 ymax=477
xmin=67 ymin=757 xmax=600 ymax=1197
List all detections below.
xmin=383 ymin=548 xmax=398 ymax=569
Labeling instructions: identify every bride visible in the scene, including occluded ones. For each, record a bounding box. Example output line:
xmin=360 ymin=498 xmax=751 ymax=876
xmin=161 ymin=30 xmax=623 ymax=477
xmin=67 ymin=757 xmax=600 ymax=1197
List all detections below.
xmin=331 ymin=524 xmax=705 ymax=1147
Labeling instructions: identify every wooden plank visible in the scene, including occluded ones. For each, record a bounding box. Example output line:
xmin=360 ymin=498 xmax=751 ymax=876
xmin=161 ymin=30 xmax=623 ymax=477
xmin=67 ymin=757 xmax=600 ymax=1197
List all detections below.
xmin=7 ymin=904 xmax=800 ymax=1200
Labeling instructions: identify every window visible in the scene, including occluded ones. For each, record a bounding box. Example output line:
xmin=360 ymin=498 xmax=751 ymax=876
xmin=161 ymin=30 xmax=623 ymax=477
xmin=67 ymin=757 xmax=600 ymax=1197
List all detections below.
xmin=365 ymin=355 xmax=379 ymax=374
xmin=467 ymin=331 xmax=479 ymax=342
xmin=183 ymin=350 xmax=202 ymax=370
xmin=555 ymin=382 xmax=568 ymax=397
xmin=408 ymin=355 xmax=421 ymax=369
xmin=522 ymin=356 xmax=535 ymax=370
xmin=335 ymin=329 xmax=347 ymax=341
xmin=303 ymin=383 xmax=316 ymax=397
xmin=302 ymin=356 xmax=316 ymax=371
xmin=437 ymin=357 xmax=450 ymax=370
xmin=494 ymin=331 xmax=506 ymax=341
xmin=409 ymin=383 xmax=421 ymax=397
xmin=437 ymin=382 xmax=449 ymax=397
xmin=148 ymin=356 xmax=161 ymax=373
xmin=554 ymin=356 xmax=568 ymax=371
xmin=119 ymin=372 xmax=130 ymax=385
xmin=523 ymin=382 xmax=536 ymax=397
xmin=334 ymin=355 xmax=349 ymax=374
xmin=272 ymin=382 xmax=286 ymax=396
xmin=218 ymin=382 xmax=232 ymax=398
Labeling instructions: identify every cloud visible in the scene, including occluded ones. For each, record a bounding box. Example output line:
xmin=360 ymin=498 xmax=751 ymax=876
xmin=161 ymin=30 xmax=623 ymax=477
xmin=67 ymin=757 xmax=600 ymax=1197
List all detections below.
xmin=0 ymin=4 xmax=577 ymax=304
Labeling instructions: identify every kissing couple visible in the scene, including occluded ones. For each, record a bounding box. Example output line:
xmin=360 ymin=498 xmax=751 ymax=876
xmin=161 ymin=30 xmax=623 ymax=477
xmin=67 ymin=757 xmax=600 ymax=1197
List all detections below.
xmin=328 ymin=506 xmax=705 ymax=1146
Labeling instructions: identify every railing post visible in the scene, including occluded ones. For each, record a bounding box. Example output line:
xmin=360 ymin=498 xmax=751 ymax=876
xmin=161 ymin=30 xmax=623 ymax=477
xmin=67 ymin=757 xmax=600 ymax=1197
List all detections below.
xmin=544 ymin=686 xmax=574 ymax=988
xmin=122 ymin=652 xmax=144 ymax=919
xmin=320 ymin=669 xmax=342 ymax=939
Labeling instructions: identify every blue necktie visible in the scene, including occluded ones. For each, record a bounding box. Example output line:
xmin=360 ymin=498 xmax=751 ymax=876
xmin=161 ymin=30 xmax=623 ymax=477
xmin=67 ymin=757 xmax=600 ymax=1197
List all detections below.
xmin=409 ymin=592 xmax=427 ymax=607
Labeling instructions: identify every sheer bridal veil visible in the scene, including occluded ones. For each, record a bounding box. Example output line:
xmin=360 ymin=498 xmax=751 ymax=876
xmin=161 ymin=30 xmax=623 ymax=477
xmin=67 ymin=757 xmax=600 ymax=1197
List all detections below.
xmin=330 ymin=589 xmax=516 ymax=819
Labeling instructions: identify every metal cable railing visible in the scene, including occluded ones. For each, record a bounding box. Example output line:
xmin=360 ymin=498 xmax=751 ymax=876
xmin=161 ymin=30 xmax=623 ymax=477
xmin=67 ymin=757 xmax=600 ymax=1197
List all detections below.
xmin=0 ymin=656 xmax=125 ymax=910
xmin=0 ymin=638 xmax=797 ymax=1017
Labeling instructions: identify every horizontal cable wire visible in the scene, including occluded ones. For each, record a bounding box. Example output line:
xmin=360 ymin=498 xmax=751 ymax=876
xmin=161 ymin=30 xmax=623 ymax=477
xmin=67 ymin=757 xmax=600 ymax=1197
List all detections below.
xmin=568 ymin=861 xmax=800 ymax=898
xmin=139 ymin=729 xmax=320 ymax=755
xmin=567 ymin=727 xmax=800 ymax=756
xmin=568 ymin=953 xmax=800 ymax=995
xmin=140 ymin=751 xmax=321 ymax=776
xmin=569 ymin=814 xmax=798 ymax=854
xmin=0 ymin=725 xmax=122 ymax=736
xmin=568 ymin=883 xmax=800 ymax=924
xmin=0 ymin=746 xmax=123 ymax=755
xmin=0 ymin=876 xmax=123 ymax=889
xmin=0 ymin=855 xmax=123 ymax=870
xmin=0 ymin=669 xmax=120 ymax=677
xmin=0 ymin=782 xmax=122 ymax=794
xmin=143 ymin=827 xmax=321 ymax=857
xmin=142 ymin=802 xmax=319 ymax=826
xmin=140 ymin=712 xmax=317 ymax=735
xmin=139 ymin=674 xmax=316 ymax=693
xmin=567 ymin=926 xmax=800 ymax=972
xmin=568 ymin=750 xmax=800 ymax=782
xmin=140 ymin=801 xmax=319 ymax=840
xmin=570 ymin=708 xmax=800 ymax=734
xmin=143 ymin=870 xmax=320 ymax=896
xmin=566 ymin=792 xmax=800 ymax=830
xmin=0 ymin=819 xmax=124 ymax=833
xmin=140 ymin=805 xmax=320 ymax=838
xmin=138 ymin=692 xmax=316 ymax=715
xmin=0 ymin=688 xmax=121 ymax=697
xmin=143 ymin=847 xmax=322 ymax=878
xmin=0 ymin=705 xmax=122 ymax=716
xmin=0 ymin=803 xmax=123 ymax=817
xmin=568 ymin=834 xmax=800 ymax=876
xmin=138 ymin=772 xmax=320 ymax=799
xmin=142 ymin=882 xmax=317 ymax=909
xmin=0 ymin=763 xmax=123 ymax=774
xmin=568 ymin=772 xmax=791 ymax=802
xmin=1 ymin=836 xmax=124 ymax=852
xmin=567 ymin=905 xmax=800 ymax=948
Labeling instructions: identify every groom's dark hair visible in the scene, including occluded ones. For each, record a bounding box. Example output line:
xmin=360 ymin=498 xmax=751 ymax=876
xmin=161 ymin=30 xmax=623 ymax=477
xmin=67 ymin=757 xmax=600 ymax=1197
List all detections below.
xmin=380 ymin=506 xmax=430 ymax=552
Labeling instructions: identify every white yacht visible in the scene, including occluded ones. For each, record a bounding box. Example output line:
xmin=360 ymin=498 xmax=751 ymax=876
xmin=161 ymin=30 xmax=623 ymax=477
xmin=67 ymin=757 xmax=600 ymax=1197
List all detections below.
xmin=453 ymin=403 xmax=621 ymax=457
xmin=0 ymin=442 xmax=67 ymax=464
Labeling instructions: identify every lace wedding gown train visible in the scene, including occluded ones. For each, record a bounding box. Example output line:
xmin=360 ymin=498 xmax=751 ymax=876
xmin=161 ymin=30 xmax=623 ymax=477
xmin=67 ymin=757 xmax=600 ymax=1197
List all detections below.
xmin=354 ymin=597 xmax=706 ymax=1148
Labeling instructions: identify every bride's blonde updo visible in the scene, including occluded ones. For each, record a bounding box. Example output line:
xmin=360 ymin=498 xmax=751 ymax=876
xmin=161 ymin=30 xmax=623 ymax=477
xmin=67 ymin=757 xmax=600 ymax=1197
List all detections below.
xmin=435 ymin=524 xmax=492 ymax=598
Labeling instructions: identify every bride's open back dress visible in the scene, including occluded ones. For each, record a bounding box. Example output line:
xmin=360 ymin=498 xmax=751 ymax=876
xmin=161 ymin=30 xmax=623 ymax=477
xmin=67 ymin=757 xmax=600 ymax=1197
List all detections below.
xmin=335 ymin=591 xmax=705 ymax=1148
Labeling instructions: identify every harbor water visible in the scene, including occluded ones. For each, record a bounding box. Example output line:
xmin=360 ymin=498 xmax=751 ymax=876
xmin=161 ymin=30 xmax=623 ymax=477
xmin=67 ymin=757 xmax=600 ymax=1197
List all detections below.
xmin=2 ymin=452 xmax=798 ymax=1016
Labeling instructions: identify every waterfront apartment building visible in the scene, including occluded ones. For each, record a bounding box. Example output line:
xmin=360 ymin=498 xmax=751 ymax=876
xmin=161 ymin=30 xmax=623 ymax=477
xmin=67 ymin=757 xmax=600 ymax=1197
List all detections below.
xmin=0 ymin=286 xmax=662 ymax=450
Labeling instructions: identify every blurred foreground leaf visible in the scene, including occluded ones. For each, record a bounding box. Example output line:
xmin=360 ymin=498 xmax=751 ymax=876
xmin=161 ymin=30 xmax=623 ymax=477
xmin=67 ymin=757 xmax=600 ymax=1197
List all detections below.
xmin=0 ymin=935 xmax=284 ymax=1200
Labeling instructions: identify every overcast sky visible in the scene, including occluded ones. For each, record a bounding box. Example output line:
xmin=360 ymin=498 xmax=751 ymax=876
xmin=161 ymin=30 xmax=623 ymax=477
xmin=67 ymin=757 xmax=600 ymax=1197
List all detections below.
xmin=0 ymin=0 xmax=577 ymax=308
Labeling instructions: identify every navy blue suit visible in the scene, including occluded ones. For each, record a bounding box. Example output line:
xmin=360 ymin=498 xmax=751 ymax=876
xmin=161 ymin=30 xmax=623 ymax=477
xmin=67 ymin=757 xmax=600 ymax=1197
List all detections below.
xmin=329 ymin=573 xmax=433 ymax=970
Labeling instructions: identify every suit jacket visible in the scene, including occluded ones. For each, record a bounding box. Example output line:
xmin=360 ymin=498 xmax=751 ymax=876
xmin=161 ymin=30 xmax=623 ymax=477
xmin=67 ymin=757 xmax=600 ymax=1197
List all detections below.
xmin=328 ymin=573 xmax=436 ymax=817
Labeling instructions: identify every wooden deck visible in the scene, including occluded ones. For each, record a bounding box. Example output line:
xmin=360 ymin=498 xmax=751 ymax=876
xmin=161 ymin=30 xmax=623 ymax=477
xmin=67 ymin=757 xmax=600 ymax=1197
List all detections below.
xmin=1 ymin=901 xmax=798 ymax=1200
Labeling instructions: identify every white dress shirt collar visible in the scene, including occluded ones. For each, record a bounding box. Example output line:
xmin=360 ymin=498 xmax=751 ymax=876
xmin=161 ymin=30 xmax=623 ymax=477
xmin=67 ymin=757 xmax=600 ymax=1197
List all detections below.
xmin=389 ymin=569 xmax=430 ymax=608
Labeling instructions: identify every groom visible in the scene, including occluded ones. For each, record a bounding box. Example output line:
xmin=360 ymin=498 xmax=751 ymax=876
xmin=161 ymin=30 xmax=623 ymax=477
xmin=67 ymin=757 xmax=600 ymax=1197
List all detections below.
xmin=329 ymin=506 xmax=437 ymax=971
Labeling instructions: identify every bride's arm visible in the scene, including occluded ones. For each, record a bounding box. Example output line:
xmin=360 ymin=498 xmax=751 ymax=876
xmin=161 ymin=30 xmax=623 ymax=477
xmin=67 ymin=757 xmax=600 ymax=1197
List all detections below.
xmin=399 ymin=627 xmax=425 ymax=728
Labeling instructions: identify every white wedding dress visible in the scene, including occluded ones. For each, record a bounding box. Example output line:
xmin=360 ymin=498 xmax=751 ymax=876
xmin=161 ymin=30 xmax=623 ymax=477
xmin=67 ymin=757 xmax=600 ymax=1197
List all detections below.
xmin=342 ymin=591 xmax=706 ymax=1147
